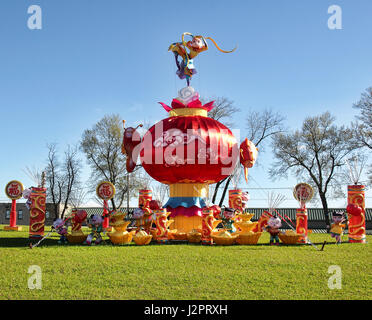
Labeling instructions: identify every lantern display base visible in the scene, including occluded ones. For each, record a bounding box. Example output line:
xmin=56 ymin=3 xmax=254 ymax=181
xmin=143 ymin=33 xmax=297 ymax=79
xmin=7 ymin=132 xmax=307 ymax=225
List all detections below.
xmin=348 ymin=235 xmax=366 ymax=243
xmin=201 ymin=239 xmax=213 ymax=245
xmin=157 ymin=239 xmax=169 ymax=244
xmin=4 ymin=226 xmax=22 ymax=231
xmin=170 ymin=215 xmax=202 ymax=234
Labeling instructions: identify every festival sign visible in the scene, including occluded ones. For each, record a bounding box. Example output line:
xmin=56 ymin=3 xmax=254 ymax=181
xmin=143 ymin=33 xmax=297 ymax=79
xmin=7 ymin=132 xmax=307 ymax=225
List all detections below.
xmin=5 ymin=180 xmax=24 ymax=200
xmin=293 ymin=183 xmax=314 ymax=209
xmin=4 ymin=180 xmax=24 ymax=231
xmin=96 ymin=181 xmax=116 ymax=229
xmin=293 ymin=183 xmax=314 ymax=243
xmin=96 ymin=181 xmax=116 ymax=201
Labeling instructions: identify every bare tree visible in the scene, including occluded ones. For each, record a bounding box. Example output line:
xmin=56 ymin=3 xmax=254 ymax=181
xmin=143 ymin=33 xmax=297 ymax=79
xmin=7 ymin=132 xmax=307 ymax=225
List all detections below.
xmin=45 ymin=143 xmax=81 ymax=219
xmin=152 ymin=183 xmax=170 ymax=205
xmin=246 ymin=108 xmax=286 ymax=152
xmin=269 ymin=112 xmax=357 ymax=230
xmin=211 ymin=106 xmax=285 ymax=206
xmin=80 ymin=114 xmax=143 ymax=211
xmin=351 ymin=87 xmax=372 ymax=183
xmin=202 ymin=97 xmax=240 ymax=128
xmin=352 ymin=87 xmax=372 ymax=149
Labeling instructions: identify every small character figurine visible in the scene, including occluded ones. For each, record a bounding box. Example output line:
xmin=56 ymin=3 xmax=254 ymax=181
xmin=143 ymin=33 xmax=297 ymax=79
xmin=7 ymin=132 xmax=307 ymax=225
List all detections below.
xmin=53 ymin=218 xmax=68 ymax=244
xmin=265 ymin=216 xmax=282 ymax=245
xmin=330 ymin=211 xmax=346 ymax=244
xmin=133 ymin=205 xmax=145 ymax=232
xmin=85 ymin=215 xmax=103 ymax=245
xmin=221 ymin=207 xmax=236 ymax=234
xmin=241 ymin=192 xmax=250 ymax=211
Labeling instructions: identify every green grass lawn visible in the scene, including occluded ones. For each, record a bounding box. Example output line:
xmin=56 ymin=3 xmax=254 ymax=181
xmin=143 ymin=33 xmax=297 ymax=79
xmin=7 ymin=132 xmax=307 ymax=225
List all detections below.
xmin=0 ymin=225 xmax=370 ymax=300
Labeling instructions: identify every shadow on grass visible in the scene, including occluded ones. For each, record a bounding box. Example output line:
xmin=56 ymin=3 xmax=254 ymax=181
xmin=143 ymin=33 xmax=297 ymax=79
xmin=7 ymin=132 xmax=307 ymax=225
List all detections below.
xmin=0 ymin=232 xmax=350 ymax=249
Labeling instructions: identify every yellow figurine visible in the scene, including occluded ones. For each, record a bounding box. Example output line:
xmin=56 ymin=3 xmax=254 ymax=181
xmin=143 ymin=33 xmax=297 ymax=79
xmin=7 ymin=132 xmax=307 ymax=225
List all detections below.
xmin=330 ymin=211 xmax=346 ymax=244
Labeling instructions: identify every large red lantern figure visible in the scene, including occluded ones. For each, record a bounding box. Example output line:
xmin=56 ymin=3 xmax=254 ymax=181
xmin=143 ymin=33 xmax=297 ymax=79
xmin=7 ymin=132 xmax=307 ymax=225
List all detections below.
xmin=140 ymin=87 xmax=239 ymax=233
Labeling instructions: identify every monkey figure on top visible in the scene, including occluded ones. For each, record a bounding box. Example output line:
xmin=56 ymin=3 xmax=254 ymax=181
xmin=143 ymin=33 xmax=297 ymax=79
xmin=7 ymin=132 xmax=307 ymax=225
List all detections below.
xmin=169 ymin=32 xmax=236 ymax=86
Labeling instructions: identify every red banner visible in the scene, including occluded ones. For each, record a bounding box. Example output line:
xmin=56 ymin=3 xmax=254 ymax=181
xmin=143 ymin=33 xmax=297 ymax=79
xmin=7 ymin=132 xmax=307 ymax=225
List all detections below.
xmin=29 ymin=187 xmax=46 ymax=238
xmin=296 ymin=208 xmax=308 ymax=243
xmin=347 ymin=185 xmax=366 ymax=243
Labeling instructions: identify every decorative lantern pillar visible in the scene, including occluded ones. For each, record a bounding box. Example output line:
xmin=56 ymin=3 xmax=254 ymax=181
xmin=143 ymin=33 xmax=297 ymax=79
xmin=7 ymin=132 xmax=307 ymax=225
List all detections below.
xmin=201 ymin=207 xmax=221 ymax=245
xmin=139 ymin=189 xmax=153 ymax=234
xmin=96 ymin=181 xmax=116 ymax=231
xmin=228 ymin=189 xmax=243 ymax=213
xmin=347 ymin=185 xmax=366 ymax=243
xmin=153 ymin=208 xmax=173 ymax=243
xmin=252 ymin=211 xmax=271 ymax=233
xmin=4 ymin=180 xmax=24 ymax=231
xmin=293 ymin=183 xmax=314 ymax=244
xmin=29 ymin=187 xmax=46 ymax=239
xmin=295 ymin=208 xmax=308 ymax=243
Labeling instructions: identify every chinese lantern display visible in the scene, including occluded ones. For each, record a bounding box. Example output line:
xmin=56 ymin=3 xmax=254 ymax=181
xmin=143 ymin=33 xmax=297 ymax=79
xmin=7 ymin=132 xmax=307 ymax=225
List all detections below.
xmin=153 ymin=209 xmax=174 ymax=243
xmin=137 ymin=86 xmax=258 ymax=234
xmin=293 ymin=183 xmax=314 ymax=243
xmin=122 ymin=35 xmax=257 ymax=237
xmin=346 ymin=185 xmax=366 ymax=243
xmin=29 ymin=187 xmax=47 ymax=239
xmin=96 ymin=181 xmax=116 ymax=230
xmin=252 ymin=211 xmax=271 ymax=233
xmin=4 ymin=180 xmax=24 ymax=231
xmin=201 ymin=207 xmax=222 ymax=245
xmin=138 ymin=189 xmax=153 ymax=234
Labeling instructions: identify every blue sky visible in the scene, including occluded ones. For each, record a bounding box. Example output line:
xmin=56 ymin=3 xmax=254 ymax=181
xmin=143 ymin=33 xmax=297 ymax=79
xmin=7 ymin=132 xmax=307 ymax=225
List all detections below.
xmin=0 ymin=0 xmax=371 ymax=208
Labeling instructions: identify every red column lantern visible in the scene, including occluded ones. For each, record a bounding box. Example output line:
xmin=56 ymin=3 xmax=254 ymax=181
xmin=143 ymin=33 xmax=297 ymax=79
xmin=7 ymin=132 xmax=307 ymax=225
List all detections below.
xmin=295 ymin=208 xmax=308 ymax=243
xmin=293 ymin=183 xmax=314 ymax=244
xmin=347 ymin=185 xmax=366 ymax=243
xmin=29 ymin=187 xmax=46 ymax=239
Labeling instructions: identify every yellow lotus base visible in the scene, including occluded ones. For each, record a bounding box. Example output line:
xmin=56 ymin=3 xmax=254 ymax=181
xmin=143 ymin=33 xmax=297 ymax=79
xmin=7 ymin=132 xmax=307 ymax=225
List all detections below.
xmin=133 ymin=234 xmax=152 ymax=246
xmin=236 ymin=232 xmax=262 ymax=245
xmin=67 ymin=231 xmax=87 ymax=244
xmin=170 ymin=216 xmax=202 ymax=234
xmin=4 ymin=226 xmax=22 ymax=231
xmin=171 ymin=232 xmax=188 ymax=241
xmin=108 ymin=231 xmax=134 ymax=245
xmin=278 ymin=233 xmax=302 ymax=244
xmin=187 ymin=230 xmax=202 ymax=243
xmin=212 ymin=231 xmax=238 ymax=245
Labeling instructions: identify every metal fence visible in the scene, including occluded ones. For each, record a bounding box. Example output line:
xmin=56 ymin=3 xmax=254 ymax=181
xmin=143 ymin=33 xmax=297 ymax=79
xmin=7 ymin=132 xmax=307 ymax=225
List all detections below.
xmin=79 ymin=207 xmax=372 ymax=232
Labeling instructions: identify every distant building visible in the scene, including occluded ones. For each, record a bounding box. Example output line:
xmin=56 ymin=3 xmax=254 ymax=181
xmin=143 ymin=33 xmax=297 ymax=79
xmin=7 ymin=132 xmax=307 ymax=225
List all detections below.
xmin=0 ymin=202 xmax=57 ymax=226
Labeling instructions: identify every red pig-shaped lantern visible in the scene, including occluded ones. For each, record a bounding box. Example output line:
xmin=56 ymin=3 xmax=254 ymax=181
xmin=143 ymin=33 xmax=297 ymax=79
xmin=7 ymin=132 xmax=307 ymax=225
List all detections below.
xmin=121 ymin=121 xmax=143 ymax=173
